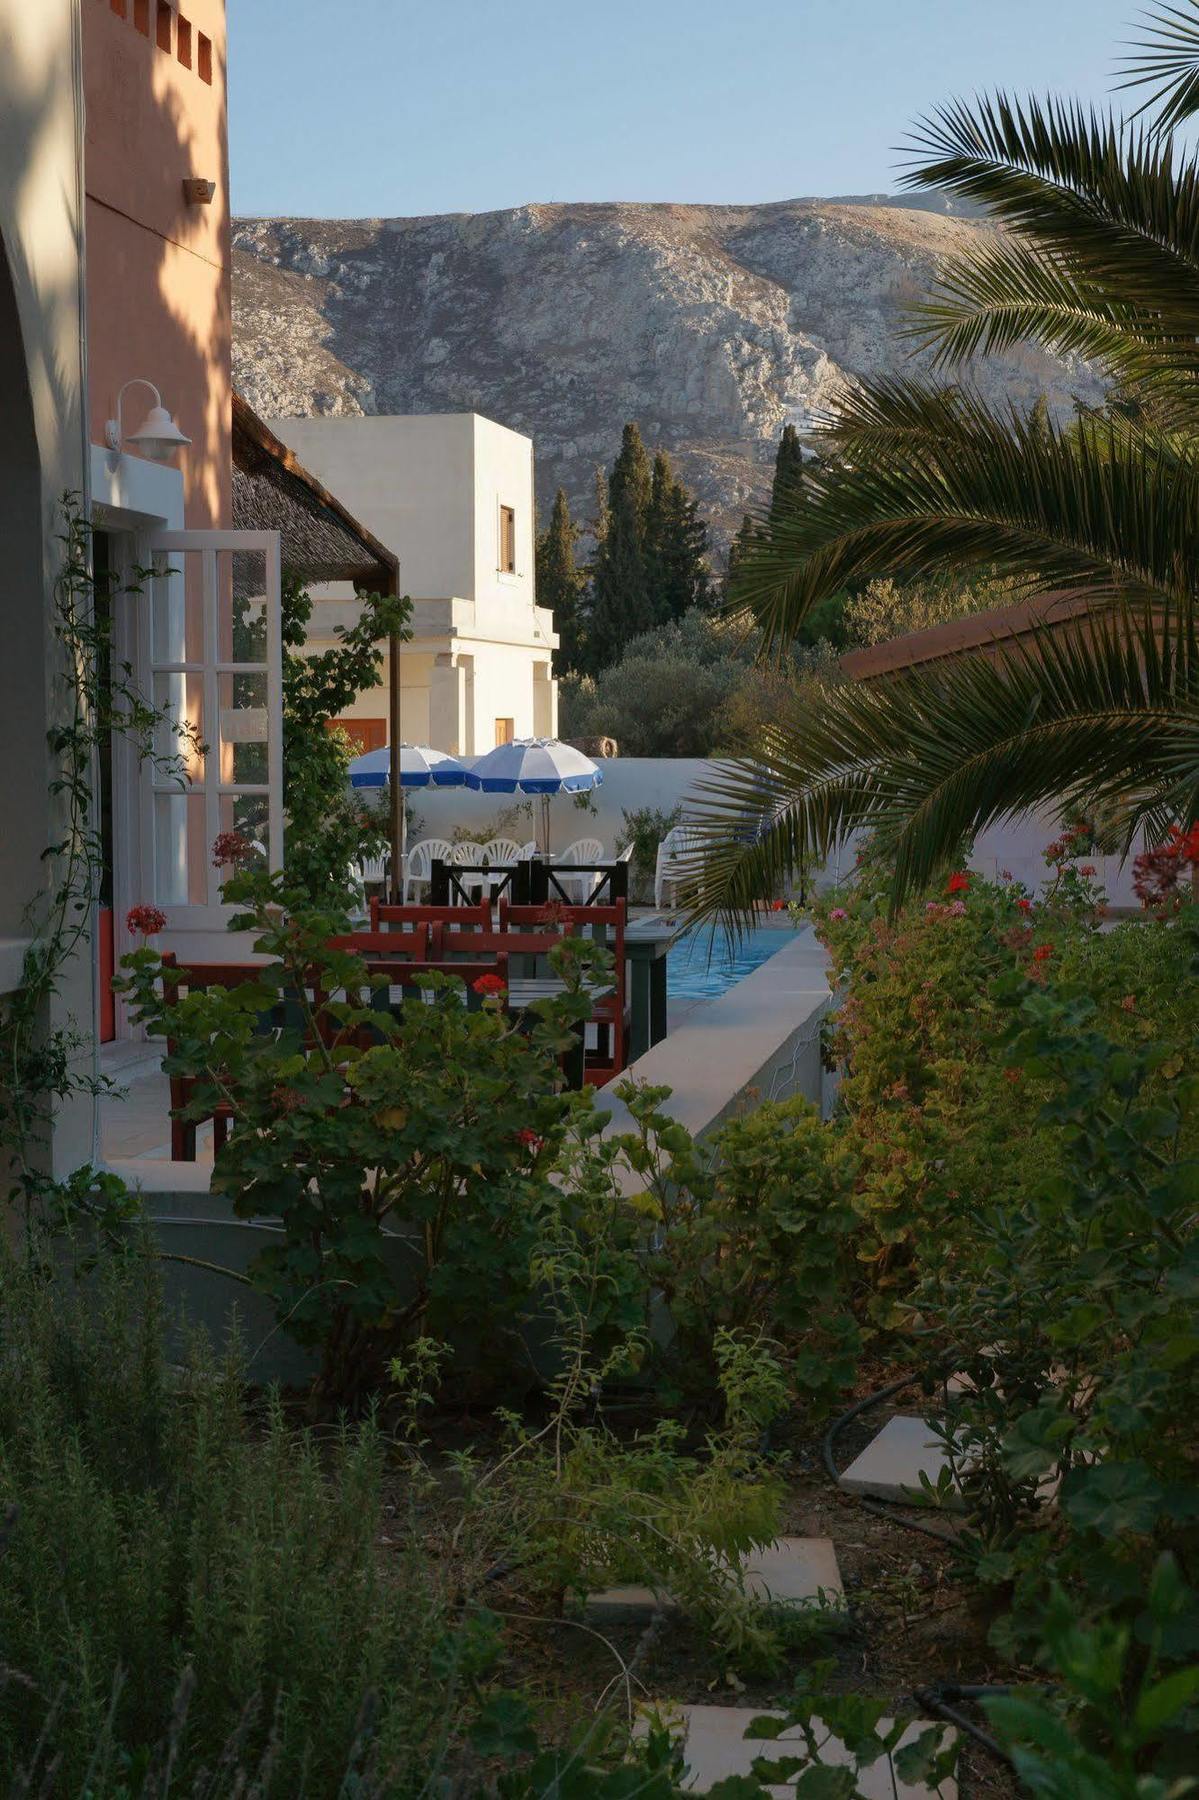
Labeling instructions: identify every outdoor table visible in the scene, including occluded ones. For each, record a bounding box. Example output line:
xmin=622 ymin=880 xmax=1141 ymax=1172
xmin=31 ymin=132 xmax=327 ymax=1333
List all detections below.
xmin=507 ymin=976 xmax=614 ymax=1090
xmin=623 ymin=914 xmax=679 ymax=1061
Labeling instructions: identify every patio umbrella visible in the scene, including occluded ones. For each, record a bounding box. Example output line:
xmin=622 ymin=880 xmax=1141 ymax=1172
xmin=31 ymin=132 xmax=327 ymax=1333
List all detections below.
xmin=348 ymin=742 xmax=470 ymax=887
xmin=464 ymin=737 xmax=603 ymax=855
xmin=348 ymin=743 xmax=469 ymax=791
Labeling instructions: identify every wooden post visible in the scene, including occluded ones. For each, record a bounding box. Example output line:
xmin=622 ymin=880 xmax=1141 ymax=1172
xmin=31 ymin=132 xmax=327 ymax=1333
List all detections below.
xmin=388 ymin=607 xmax=403 ymax=901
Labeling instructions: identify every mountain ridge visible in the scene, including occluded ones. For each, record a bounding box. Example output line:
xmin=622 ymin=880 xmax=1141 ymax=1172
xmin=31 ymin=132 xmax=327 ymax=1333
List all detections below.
xmin=232 ymin=193 xmax=1099 ymax=550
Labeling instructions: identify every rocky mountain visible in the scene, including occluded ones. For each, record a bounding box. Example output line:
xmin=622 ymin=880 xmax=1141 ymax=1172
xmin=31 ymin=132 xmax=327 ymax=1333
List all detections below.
xmin=232 ymin=197 xmax=1101 ymax=553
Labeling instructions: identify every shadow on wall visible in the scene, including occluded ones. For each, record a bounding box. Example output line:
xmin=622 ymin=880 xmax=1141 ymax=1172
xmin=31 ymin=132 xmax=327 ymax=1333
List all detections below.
xmin=83 ymin=0 xmax=231 ymax=530
xmin=0 ymin=6 xmax=85 ymax=944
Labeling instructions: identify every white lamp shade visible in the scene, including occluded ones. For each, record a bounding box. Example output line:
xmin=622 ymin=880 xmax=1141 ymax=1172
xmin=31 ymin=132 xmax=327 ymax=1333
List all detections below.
xmin=125 ymin=404 xmax=192 ymax=462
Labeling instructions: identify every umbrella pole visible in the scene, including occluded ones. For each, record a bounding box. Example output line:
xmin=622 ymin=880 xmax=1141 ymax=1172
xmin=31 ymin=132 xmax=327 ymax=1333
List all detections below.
xmin=388 ymin=628 xmax=403 ymax=900
xmin=540 ymin=793 xmax=551 ymax=858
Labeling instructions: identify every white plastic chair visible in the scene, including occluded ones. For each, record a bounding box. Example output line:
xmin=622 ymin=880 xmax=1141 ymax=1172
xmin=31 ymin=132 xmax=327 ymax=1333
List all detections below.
xmin=452 ymin=840 xmax=489 ymax=903
xmin=483 ymin=837 xmax=522 ymax=866
xmin=357 ymin=851 xmax=389 ymax=888
xmin=654 ymin=827 xmax=702 ymax=909
xmin=518 ymin=840 xmax=538 ymax=861
xmin=403 ymin=837 xmax=454 ymax=903
xmin=560 ymin=836 xmax=606 ymax=903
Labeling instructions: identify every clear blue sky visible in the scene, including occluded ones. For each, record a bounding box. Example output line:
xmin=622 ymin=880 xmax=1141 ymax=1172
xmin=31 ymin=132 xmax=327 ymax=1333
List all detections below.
xmin=229 ymin=0 xmax=1144 ymax=219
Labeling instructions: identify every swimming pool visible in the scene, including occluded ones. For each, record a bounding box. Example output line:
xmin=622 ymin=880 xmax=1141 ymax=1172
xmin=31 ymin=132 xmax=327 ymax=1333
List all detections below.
xmin=665 ymin=925 xmax=799 ymax=1001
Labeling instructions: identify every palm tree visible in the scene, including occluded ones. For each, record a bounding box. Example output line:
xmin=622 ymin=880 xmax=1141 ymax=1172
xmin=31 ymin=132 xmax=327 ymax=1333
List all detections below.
xmin=690 ymin=6 xmax=1199 ymax=920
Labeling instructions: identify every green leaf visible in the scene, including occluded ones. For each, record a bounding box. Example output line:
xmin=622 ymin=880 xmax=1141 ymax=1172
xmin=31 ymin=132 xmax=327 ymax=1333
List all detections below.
xmin=1134 ymin=1665 xmax=1199 ymax=1735
xmin=1063 ymin=1462 xmax=1167 ymax=1538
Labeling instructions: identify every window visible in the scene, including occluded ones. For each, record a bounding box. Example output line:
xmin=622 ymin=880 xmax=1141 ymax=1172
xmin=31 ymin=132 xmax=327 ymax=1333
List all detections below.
xmin=494 ymin=718 xmax=515 ymax=747
xmin=156 ymin=1 xmax=172 ymax=52
xmin=197 ymin=30 xmax=212 ymax=81
xmin=134 ymin=0 xmax=150 ymax=35
xmin=110 ymin=1 xmax=128 ymax=19
xmin=499 ymin=505 xmax=516 ymax=574
xmin=176 ymin=12 xmax=192 ymax=66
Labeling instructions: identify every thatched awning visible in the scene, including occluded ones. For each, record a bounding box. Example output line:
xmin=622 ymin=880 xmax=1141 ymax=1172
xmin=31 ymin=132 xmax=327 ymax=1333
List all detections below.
xmin=232 ymin=392 xmax=398 ymax=592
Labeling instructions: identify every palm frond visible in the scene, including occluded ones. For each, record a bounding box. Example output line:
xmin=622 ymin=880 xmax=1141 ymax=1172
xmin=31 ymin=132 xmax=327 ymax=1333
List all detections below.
xmin=729 ymin=380 xmax=1199 ymax=648
xmin=902 ymin=234 xmax=1199 ymax=414
xmin=900 ymin=94 xmax=1199 ymax=328
xmin=1117 ymin=3 xmax=1199 ymax=131
xmin=685 ymin=602 xmax=1199 ymax=926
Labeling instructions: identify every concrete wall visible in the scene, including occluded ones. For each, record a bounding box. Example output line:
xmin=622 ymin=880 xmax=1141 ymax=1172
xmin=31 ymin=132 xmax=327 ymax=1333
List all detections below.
xmin=399 ymin=756 xmax=1154 ymax=908
xmin=271 ymin=414 xmax=479 ymax=600
xmin=270 ymin=412 xmax=558 ymax=755
xmin=83 ymin=0 xmax=231 ymax=530
xmin=0 ymin=0 xmax=92 ymax=1172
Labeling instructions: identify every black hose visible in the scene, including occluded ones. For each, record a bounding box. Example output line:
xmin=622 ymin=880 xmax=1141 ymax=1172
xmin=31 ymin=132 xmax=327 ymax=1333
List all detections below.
xmin=822 ymin=1377 xmax=959 ymax=1547
xmin=912 ymin=1686 xmax=1014 ymax=1765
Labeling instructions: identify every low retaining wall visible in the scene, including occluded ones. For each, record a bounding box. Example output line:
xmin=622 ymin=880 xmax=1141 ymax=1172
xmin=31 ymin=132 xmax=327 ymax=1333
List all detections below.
xmin=592 ymin=927 xmax=834 ymax=1176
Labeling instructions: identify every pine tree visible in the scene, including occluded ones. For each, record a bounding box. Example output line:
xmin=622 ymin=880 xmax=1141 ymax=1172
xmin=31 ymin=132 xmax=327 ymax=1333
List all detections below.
xmin=536 ymin=488 xmax=585 ymax=674
xmin=770 ymin=422 xmax=806 ymax=519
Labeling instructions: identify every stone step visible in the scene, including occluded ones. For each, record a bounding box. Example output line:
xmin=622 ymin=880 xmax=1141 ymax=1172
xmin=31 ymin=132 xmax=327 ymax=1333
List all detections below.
xmin=587 ymin=1535 xmax=843 ymax=1617
xmin=838 ymin=1415 xmax=963 ymax=1509
xmin=640 ymin=1704 xmax=957 ymax=1798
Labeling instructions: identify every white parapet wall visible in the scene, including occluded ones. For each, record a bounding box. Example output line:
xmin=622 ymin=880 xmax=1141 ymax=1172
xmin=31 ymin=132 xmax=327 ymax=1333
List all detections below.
xmin=593 ymin=926 xmax=835 ymax=1164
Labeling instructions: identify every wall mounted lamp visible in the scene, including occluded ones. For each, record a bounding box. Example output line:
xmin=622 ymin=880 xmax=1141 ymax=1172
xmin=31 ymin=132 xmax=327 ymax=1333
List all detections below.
xmin=104 ymin=379 xmax=192 ymax=462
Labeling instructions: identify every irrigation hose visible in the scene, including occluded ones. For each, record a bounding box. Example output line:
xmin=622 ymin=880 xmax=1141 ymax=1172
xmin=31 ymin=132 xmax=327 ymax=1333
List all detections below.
xmin=823 ymin=1379 xmax=1021 ymax=1768
xmin=822 ymin=1377 xmax=960 ymax=1547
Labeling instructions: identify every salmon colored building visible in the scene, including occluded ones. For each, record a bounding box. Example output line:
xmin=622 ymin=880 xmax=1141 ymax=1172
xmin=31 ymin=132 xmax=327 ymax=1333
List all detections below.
xmin=84 ymin=0 xmax=231 ymax=532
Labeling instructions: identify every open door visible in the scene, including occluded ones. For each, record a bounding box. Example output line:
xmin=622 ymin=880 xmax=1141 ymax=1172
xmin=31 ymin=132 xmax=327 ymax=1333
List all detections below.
xmin=141 ymin=530 xmax=282 ymax=963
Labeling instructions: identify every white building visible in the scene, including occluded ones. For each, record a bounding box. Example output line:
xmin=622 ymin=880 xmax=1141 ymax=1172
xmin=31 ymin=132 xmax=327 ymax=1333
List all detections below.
xmin=267 ymin=413 xmax=559 ymax=755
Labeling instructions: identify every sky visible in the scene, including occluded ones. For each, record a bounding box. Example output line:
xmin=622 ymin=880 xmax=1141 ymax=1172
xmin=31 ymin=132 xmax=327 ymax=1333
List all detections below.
xmin=229 ymin=0 xmax=1146 ymax=220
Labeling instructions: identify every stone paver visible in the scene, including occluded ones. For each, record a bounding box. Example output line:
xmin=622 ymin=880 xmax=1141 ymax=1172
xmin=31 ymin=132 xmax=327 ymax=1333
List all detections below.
xmin=641 ymin=1704 xmax=957 ymax=1798
xmin=838 ymin=1415 xmax=963 ymax=1509
xmin=587 ymin=1536 xmax=842 ymax=1617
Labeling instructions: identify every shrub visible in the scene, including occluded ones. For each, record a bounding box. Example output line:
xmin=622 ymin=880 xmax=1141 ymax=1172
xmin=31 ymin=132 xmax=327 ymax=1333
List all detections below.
xmin=120 ymin=869 xmax=610 ymax=1409
xmin=615 ymin=804 xmax=682 ymax=903
xmin=0 ymin=1241 xmax=470 ymax=1793
xmin=612 ymin=1085 xmax=862 ymax=1413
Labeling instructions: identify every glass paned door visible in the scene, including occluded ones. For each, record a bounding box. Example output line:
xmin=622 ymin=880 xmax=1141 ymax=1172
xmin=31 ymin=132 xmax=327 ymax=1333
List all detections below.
xmin=144 ymin=532 xmax=282 ymax=935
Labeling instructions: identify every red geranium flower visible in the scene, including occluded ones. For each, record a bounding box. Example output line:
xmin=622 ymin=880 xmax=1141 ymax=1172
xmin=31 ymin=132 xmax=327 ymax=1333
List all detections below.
xmin=516 ymin=1127 xmax=544 ymax=1152
xmin=770 ymin=898 xmax=786 ymax=911
xmin=1016 ymin=897 xmax=1033 ymax=913
xmin=212 ymin=829 xmax=253 ymax=869
xmin=1032 ymin=943 xmax=1053 ymax=962
xmin=946 ymin=872 xmax=970 ymax=894
xmin=472 ymin=972 xmax=507 ymax=996
xmin=126 ymin=904 xmax=167 ymax=936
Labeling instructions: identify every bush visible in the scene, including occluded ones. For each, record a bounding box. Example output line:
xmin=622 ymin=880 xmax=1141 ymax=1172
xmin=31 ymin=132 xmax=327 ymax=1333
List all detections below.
xmin=559 ymin=612 xmax=840 ymax=757
xmin=611 ymin=1085 xmax=862 ymax=1414
xmin=615 ymin=804 xmax=682 ymax=903
xmin=0 ymin=1242 xmax=469 ymax=1793
xmin=120 ymin=869 xmax=611 ymax=1410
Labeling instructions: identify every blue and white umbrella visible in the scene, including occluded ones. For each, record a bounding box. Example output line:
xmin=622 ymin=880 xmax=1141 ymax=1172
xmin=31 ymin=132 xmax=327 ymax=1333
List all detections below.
xmin=465 ymin=737 xmax=603 ymax=853
xmin=348 ymin=743 xmax=470 ymax=790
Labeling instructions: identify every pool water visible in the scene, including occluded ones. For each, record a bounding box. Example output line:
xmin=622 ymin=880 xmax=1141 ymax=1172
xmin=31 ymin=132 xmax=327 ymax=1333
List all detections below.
xmin=665 ymin=925 xmax=798 ymax=1001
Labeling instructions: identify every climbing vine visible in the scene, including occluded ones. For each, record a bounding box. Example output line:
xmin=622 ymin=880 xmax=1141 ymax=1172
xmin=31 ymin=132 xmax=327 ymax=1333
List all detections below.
xmin=0 ymin=499 xmax=194 ymax=1241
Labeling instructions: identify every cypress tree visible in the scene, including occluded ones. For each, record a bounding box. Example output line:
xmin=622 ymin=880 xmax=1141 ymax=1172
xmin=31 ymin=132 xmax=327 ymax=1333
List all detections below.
xmin=585 ymin=483 xmax=648 ymax=672
xmin=644 ymin=450 xmax=714 ymax=624
xmin=591 ymin=464 xmax=610 ymax=548
xmin=536 ymin=487 xmax=585 ymax=674
xmin=770 ymin=422 xmax=806 ymax=519
xmin=608 ymin=422 xmax=652 ymax=535
xmin=725 ymin=513 xmax=761 ymax=602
